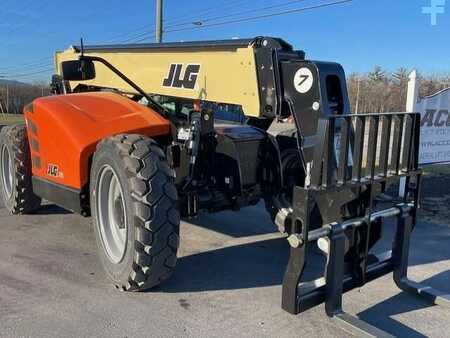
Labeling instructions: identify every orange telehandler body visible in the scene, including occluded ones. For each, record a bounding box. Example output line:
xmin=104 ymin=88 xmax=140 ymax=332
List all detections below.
xmin=25 ymin=92 xmax=169 ymax=190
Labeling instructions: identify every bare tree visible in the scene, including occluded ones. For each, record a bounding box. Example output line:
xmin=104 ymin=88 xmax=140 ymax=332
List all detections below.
xmin=0 ymin=81 xmax=50 ymax=115
xmin=347 ymin=70 xmax=450 ymax=113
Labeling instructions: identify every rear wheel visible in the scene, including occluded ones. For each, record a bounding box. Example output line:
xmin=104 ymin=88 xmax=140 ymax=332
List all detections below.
xmin=90 ymin=134 xmax=180 ymax=291
xmin=0 ymin=124 xmax=41 ymax=214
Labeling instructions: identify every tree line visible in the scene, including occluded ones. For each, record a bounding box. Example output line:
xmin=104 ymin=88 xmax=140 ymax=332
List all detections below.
xmin=0 ymin=81 xmax=51 ymax=115
xmin=347 ymin=67 xmax=450 ymax=113
xmin=1 ymin=68 xmax=449 ymax=115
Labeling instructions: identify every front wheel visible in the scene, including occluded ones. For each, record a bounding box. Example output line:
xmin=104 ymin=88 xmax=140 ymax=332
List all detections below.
xmin=90 ymin=134 xmax=180 ymax=291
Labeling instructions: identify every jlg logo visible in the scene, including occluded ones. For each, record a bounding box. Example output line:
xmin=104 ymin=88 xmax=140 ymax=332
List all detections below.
xmin=47 ymin=164 xmax=63 ymax=178
xmin=163 ymin=63 xmax=200 ymax=90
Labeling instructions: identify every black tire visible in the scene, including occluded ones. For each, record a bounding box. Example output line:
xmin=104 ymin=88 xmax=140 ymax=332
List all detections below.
xmin=90 ymin=134 xmax=180 ymax=291
xmin=0 ymin=124 xmax=41 ymax=214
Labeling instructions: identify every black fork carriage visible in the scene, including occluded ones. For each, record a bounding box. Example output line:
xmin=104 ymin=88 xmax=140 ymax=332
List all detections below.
xmin=282 ymin=112 xmax=450 ymax=337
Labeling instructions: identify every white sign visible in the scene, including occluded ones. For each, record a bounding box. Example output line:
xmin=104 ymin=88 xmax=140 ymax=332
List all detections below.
xmin=415 ymin=89 xmax=450 ymax=164
xmin=407 ymin=71 xmax=450 ymax=164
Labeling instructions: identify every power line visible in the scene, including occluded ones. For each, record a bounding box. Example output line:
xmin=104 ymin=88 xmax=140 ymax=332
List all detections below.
xmin=3 ymin=1 xmax=243 ymax=70
xmin=168 ymin=0 xmax=352 ymax=33
xmin=133 ymin=0 xmax=352 ymax=42
xmin=0 ymin=59 xmax=53 ymax=72
xmin=0 ymin=68 xmax=54 ymax=79
xmin=165 ymin=0 xmax=309 ymax=29
xmin=118 ymin=28 xmax=156 ymax=44
xmin=121 ymin=0 xmax=248 ymax=43
xmin=103 ymin=25 xmax=154 ymax=44
xmin=102 ymin=0 xmax=248 ymax=44
xmin=164 ymin=0 xmax=248 ymax=26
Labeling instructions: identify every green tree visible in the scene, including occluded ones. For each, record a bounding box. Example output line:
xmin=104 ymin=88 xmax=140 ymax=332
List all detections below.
xmin=368 ymin=66 xmax=386 ymax=83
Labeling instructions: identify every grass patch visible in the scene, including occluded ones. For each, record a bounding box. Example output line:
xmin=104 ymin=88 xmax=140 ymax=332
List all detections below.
xmin=0 ymin=114 xmax=24 ymax=125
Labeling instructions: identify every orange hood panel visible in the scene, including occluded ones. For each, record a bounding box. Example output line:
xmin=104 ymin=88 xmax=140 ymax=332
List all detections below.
xmin=25 ymin=92 xmax=170 ymax=189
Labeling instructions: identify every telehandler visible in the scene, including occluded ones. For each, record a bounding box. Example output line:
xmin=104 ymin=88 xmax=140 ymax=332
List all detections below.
xmin=1 ymin=37 xmax=448 ymax=335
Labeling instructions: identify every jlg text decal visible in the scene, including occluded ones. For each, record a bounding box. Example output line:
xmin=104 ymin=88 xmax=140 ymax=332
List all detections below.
xmin=163 ymin=64 xmax=201 ymax=90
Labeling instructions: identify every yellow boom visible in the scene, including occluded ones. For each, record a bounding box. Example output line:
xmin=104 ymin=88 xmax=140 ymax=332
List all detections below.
xmin=54 ymin=39 xmax=279 ymax=117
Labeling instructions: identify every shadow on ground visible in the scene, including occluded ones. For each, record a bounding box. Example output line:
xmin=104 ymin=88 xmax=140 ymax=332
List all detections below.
xmin=160 ymin=210 xmax=449 ymax=337
xmin=185 ymin=203 xmax=276 ymax=238
xmin=358 ymin=271 xmax=450 ymax=337
xmin=164 ymin=210 xmax=450 ymax=293
xmin=35 ymin=204 xmax=73 ymax=215
xmin=162 ymin=225 xmax=449 ymax=291
xmin=162 ymin=237 xmax=289 ymax=292
xmin=163 ymin=238 xmax=327 ymax=293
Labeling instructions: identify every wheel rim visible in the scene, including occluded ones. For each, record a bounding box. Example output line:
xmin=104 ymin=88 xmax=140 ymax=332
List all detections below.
xmin=97 ymin=165 xmax=128 ymax=264
xmin=1 ymin=145 xmax=14 ymax=199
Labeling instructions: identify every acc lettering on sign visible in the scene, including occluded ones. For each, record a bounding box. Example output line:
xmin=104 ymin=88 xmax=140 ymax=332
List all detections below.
xmin=163 ymin=64 xmax=201 ymax=90
xmin=421 ymin=109 xmax=450 ymax=127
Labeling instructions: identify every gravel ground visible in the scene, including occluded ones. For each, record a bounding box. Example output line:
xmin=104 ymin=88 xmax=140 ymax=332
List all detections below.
xmin=419 ymin=165 xmax=450 ymax=225
xmin=0 ymin=198 xmax=449 ymax=337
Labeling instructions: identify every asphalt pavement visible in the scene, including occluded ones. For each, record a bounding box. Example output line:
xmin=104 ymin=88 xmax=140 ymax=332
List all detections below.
xmin=0 ymin=198 xmax=449 ymax=337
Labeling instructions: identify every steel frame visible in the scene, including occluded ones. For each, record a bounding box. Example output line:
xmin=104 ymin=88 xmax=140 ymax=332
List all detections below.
xmin=282 ymin=112 xmax=450 ymax=336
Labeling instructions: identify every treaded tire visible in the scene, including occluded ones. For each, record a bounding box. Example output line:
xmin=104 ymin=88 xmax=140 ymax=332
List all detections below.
xmin=90 ymin=134 xmax=180 ymax=291
xmin=0 ymin=124 xmax=41 ymax=214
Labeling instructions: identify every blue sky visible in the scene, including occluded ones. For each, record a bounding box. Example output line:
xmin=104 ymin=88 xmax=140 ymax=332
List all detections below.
xmin=0 ymin=0 xmax=449 ymax=82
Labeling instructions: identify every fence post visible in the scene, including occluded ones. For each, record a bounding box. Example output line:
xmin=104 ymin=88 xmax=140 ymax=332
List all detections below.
xmin=406 ymin=70 xmax=419 ymax=113
xmin=400 ymin=71 xmax=420 ymax=197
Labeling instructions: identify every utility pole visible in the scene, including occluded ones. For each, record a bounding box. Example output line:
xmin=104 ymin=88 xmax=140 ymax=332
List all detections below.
xmin=6 ymin=84 xmax=9 ymax=114
xmin=0 ymin=76 xmax=4 ymax=115
xmin=156 ymin=0 xmax=163 ymax=43
xmin=0 ymin=76 xmax=9 ymax=114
